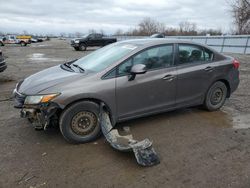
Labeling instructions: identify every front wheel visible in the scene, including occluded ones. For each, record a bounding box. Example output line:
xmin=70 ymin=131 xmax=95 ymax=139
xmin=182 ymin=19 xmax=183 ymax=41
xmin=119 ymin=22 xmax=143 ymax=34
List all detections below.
xmin=59 ymin=101 xmax=101 ymax=143
xmin=204 ymin=81 xmax=228 ymax=111
xmin=79 ymin=43 xmax=87 ymax=51
xmin=20 ymin=42 xmax=26 ymax=46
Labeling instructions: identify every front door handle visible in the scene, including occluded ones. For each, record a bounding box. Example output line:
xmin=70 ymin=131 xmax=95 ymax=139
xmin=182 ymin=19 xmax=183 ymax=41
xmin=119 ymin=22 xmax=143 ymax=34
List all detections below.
xmin=163 ymin=74 xmax=175 ymax=81
xmin=204 ymin=66 xmax=214 ymax=72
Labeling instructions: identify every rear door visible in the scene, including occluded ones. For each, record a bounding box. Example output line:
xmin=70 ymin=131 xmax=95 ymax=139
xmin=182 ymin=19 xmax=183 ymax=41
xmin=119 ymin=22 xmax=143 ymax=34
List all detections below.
xmin=115 ymin=44 xmax=177 ymax=120
xmin=95 ymin=34 xmax=103 ymax=46
xmin=176 ymin=43 xmax=215 ymax=106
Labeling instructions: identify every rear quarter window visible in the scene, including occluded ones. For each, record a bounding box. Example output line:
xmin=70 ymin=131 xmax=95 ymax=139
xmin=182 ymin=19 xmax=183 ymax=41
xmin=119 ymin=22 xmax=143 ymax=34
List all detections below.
xmin=178 ymin=44 xmax=214 ymax=64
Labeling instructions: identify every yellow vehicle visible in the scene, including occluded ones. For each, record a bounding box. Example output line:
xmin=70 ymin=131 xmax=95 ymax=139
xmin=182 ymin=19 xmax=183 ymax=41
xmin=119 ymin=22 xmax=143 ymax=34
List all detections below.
xmin=0 ymin=35 xmax=31 ymax=46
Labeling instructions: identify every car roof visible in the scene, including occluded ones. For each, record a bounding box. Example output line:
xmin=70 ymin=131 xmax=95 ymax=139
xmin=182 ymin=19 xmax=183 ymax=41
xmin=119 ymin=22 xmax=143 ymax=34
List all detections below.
xmin=119 ymin=38 xmax=206 ymax=46
xmin=117 ymin=38 xmax=216 ymax=52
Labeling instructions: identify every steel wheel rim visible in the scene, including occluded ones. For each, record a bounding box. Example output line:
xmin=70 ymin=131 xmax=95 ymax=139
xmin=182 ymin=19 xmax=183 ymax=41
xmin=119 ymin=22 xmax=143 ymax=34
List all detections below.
xmin=211 ymin=88 xmax=223 ymax=105
xmin=71 ymin=111 xmax=97 ymax=136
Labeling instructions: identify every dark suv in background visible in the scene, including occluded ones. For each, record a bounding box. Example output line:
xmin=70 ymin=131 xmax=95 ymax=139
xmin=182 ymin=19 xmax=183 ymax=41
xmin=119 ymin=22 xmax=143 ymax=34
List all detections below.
xmin=71 ymin=33 xmax=117 ymax=51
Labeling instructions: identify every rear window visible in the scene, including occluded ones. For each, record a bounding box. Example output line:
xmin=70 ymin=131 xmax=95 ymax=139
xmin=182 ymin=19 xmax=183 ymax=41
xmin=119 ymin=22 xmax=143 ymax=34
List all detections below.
xmin=178 ymin=44 xmax=214 ymax=64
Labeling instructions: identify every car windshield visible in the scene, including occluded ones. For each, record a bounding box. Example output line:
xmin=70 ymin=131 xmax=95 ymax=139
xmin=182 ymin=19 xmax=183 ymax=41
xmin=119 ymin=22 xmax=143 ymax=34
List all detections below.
xmin=73 ymin=43 xmax=137 ymax=72
xmin=81 ymin=34 xmax=89 ymax=38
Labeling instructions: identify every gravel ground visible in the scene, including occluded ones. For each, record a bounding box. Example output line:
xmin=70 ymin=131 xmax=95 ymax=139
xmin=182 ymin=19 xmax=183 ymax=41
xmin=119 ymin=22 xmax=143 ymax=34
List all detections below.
xmin=0 ymin=39 xmax=250 ymax=188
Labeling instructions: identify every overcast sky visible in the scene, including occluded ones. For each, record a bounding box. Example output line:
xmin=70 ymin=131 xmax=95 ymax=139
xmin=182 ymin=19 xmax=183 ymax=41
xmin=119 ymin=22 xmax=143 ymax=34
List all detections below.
xmin=0 ymin=0 xmax=232 ymax=35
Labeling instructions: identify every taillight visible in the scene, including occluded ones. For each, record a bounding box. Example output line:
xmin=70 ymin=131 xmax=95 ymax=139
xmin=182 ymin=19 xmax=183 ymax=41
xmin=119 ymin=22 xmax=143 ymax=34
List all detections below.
xmin=232 ymin=59 xmax=240 ymax=69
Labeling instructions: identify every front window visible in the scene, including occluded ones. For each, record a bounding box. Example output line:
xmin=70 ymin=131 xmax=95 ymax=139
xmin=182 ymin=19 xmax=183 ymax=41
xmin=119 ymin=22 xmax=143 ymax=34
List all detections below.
xmin=118 ymin=44 xmax=173 ymax=76
xmin=73 ymin=43 xmax=137 ymax=72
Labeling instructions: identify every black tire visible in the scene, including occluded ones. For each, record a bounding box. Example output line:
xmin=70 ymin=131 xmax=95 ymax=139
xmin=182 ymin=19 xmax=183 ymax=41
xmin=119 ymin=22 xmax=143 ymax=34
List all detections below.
xmin=20 ymin=42 xmax=26 ymax=47
xmin=79 ymin=43 xmax=87 ymax=51
xmin=59 ymin=101 xmax=101 ymax=143
xmin=204 ymin=81 xmax=227 ymax=111
xmin=74 ymin=47 xmax=79 ymax=51
xmin=0 ymin=42 xmax=4 ymax=46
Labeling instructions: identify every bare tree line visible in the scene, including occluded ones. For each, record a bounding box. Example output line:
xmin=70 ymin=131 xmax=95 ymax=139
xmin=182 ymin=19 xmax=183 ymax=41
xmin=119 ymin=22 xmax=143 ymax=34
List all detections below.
xmin=230 ymin=0 xmax=250 ymax=34
xmin=1 ymin=0 xmax=249 ymax=37
xmin=115 ymin=17 xmax=222 ymax=36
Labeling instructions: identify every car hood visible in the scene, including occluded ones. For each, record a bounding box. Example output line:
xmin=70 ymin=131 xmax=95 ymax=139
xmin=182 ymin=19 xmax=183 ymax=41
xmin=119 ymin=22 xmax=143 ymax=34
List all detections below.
xmin=18 ymin=65 xmax=84 ymax=95
xmin=73 ymin=37 xmax=87 ymax=41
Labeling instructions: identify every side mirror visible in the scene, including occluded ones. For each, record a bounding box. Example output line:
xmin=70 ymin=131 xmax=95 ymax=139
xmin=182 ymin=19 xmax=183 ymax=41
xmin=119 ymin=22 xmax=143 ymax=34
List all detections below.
xmin=129 ymin=64 xmax=147 ymax=81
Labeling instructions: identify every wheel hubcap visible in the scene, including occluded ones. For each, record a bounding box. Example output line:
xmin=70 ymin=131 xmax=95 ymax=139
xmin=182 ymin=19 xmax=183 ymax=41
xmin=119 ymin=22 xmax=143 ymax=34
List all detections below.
xmin=71 ymin=111 xmax=97 ymax=136
xmin=211 ymin=88 xmax=223 ymax=105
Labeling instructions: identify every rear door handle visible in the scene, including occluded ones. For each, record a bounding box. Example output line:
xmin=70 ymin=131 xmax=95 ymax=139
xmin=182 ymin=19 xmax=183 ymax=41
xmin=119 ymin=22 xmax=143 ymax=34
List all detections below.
xmin=204 ymin=66 xmax=214 ymax=72
xmin=163 ymin=74 xmax=175 ymax=81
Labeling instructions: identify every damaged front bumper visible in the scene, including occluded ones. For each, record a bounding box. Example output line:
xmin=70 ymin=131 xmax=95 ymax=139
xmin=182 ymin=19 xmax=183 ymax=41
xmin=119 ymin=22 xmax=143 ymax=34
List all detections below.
xmin=13 ymin=89 xmax=60 ymax=130
xmin=20 ymin=103 xmax=59 ymax=130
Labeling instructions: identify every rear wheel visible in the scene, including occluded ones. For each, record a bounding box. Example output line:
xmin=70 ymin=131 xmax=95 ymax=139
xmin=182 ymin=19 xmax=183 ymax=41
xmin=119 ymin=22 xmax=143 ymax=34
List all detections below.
xmin=74 ymin=47 xmax=79 ymax=51
xmin=204 ymin=81 xmax=227 ymax=111
xmin=0 ymin=42 xmax=4 ymax=46
xmin=59 ymin=101 xmax=101 ymax=143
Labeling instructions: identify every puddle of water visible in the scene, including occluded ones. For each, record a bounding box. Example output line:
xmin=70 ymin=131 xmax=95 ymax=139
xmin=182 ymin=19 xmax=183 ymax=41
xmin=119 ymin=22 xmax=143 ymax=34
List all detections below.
xmin=35 ymin=44 xmax=51 ymax=47
xmin=232 ymin=113 xmax=250 ymax=129
xmin=28 ymin=53 xmax=49 ymax=61
xmin=222 ymin=107 xmax=250 ymax=129
xmin=27 ymin=53 xmax=62 ymax=62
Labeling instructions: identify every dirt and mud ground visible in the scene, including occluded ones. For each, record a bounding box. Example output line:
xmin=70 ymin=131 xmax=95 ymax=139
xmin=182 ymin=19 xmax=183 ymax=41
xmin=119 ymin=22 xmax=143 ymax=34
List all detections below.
xmin=0 ymin=39 xmax=250 ymax=188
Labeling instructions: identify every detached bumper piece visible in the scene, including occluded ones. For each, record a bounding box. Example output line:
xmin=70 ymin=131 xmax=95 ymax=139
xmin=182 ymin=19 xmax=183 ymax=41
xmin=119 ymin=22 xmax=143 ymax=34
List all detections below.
xmin=100 ymin=104 xmax=160 ymax=167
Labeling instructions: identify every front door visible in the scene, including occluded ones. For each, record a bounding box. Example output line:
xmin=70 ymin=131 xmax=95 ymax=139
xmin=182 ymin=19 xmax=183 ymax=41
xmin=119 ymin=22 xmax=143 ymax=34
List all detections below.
xmin=115 ymin=44 xmax=177 ymax=120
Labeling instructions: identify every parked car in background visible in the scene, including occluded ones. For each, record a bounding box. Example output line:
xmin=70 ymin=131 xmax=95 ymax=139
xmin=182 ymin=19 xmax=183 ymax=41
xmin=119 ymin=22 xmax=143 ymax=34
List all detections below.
xmin=0 ymin=50 xmax=7 ymax=72
xmin=13 ymin=39 xmax=240 ymax=143
xmin=0 ymin=35 xmax=31 ymax=46
xmin=31 ymin=38 xmax=38 ymax=43
xmin=71 ymin=33 xmax=117 ymax=51
xmin=150 ymin=33 xmax=165 ymax=38
xmin=30 ymin=37 xmax=44 ymax=43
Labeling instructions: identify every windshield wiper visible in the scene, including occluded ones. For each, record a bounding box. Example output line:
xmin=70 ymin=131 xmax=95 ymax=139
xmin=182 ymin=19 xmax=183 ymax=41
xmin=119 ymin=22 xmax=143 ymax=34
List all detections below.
xmin=72 ymin=64 xmax=85 ymax=73
xmin=63 ymin=62 xmax=73 ymax=69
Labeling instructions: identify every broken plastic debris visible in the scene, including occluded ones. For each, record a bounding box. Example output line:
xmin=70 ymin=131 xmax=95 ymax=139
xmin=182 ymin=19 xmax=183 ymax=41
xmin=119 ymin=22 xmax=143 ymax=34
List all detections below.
xmin=100 ymin=103 xmax=160 ymax=166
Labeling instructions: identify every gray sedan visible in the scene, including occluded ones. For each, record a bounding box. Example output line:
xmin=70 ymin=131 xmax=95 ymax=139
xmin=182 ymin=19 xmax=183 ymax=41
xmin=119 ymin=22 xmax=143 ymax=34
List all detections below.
xmin=13 ymin=39 xmax=240 ymax=143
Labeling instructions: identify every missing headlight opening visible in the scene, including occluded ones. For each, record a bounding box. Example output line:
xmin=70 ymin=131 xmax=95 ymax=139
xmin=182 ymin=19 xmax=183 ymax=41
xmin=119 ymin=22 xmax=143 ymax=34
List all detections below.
xmin=100 ymin=103 xmax=160 ymax=167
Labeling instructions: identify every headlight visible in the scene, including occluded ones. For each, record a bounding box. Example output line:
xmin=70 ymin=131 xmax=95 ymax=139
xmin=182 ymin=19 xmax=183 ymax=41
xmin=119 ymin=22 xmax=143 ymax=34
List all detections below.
xmin=75 ymin=40 xmax=79 ymax=43
xmin=24 ymin=93 xmax=60 ymax=105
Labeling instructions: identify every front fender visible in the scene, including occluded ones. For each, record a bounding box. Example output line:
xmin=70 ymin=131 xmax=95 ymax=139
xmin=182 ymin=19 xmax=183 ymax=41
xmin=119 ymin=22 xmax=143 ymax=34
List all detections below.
xmin=54 ymin=92 xmax=117 ymax=125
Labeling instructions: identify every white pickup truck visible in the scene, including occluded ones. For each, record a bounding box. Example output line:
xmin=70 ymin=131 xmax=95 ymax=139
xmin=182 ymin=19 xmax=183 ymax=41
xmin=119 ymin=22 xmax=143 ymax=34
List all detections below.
xmin=0 ymin=35 xmax=31 ymax=46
